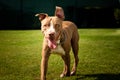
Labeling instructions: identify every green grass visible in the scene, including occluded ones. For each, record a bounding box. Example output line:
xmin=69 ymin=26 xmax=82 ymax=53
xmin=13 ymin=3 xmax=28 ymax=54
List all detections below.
xmin=0 ymin=29 xmax=120 ymax=80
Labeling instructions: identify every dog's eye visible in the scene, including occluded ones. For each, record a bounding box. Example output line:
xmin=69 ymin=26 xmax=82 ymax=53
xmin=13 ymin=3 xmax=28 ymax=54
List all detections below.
xmin=44 ymin=24 xmax=50 ymax=27
xmin=44 ymin=24 xmax=47 ymax=27
xmin=55 ymin=24 xmax=60 ymax=27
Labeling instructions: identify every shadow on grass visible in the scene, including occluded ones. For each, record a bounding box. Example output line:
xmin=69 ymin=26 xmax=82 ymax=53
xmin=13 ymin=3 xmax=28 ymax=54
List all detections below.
xmin=76 ymin=73 xmax=120 ymax=80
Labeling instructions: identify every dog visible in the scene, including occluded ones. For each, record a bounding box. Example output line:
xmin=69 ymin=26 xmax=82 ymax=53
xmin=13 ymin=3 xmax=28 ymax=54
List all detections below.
xmin=35 ymin=6 xmax=79 ymax=80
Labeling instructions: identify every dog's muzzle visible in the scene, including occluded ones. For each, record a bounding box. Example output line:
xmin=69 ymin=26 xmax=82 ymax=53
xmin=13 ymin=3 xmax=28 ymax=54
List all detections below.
xmin=45 ymin=31 xmax=61 ymax=49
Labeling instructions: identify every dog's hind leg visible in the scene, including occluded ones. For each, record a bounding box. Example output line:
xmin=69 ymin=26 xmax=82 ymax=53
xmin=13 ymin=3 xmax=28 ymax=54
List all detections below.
xmin=71 ymin=32 xmax=79 ymax=76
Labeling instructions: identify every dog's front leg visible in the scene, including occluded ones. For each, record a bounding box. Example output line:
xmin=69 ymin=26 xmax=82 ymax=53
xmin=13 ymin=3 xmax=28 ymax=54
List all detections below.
xmin=60 ymin=53 xmax=70 ymax=78
xmin=41 ymin=45 xmax=50 ymax=80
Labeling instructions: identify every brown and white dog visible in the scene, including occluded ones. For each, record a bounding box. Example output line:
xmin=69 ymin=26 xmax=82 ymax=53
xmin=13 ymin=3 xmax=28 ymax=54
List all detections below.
xmin=36 ymin=6 xmax=79 ymax=80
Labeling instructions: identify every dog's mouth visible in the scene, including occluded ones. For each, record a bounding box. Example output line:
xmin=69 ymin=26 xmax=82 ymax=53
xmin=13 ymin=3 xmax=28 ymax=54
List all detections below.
xmin=46 ymin=37 xmax=57 ymax=49
xmin=45 ymin=31 xmax=61 ymax=49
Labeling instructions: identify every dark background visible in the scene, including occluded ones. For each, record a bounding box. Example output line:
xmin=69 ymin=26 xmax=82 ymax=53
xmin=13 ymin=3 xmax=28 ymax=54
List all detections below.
xmin=0 ymin=0 xmax=120 ymax=29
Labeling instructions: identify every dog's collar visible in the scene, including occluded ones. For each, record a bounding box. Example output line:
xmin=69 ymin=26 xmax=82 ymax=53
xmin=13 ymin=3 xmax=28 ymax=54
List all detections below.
xmin=57 ymin=31 xmax=66 ymax=45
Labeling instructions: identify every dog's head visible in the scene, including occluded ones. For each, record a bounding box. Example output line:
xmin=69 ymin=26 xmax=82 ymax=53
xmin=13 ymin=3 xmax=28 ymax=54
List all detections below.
xmin=35 ymin=6 xmax=65 ymax=49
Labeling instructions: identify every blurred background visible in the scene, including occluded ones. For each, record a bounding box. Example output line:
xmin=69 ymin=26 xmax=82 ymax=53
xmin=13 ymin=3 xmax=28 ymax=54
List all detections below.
xmin=0 ymin=0 xmax=120 ymax=29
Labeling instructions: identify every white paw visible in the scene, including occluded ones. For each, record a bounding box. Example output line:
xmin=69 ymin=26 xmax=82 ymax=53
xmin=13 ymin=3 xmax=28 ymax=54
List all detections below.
xmin=60 ymin=74 xmax=65 ymax=78
xmin=70 ymin=71 xmax=75 ymax=76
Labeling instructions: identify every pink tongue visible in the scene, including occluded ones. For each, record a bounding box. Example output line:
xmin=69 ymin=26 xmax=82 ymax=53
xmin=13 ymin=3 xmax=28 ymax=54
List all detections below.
xmin=47 ymin=39 xmax=57 ymax=49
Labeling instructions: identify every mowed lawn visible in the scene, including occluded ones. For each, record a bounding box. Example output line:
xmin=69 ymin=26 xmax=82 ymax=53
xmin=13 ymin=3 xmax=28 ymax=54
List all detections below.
xmin=0 ymin=29 xmax=120 ymax=80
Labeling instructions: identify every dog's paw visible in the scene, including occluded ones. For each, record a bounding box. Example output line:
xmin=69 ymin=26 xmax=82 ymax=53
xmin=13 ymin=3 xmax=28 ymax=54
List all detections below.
xmin=60 ymin=73 xmax=65 ymax=78
xmin=70 ymin=71 xmax=76 ymax=76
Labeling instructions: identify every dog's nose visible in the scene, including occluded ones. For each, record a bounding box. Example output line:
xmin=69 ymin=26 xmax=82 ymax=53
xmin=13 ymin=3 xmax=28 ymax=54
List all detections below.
xmin=49 ymin=32 xmax=55 ymax=37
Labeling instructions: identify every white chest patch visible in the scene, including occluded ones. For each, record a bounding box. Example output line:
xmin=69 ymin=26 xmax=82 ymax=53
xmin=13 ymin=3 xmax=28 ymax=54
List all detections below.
xmin=51 ymin=45 xmax=65 ymax=55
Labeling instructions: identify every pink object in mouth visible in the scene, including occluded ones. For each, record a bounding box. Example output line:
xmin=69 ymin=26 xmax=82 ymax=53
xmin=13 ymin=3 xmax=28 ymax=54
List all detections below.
xmin=47 ymin=38 xmax=57 ymax=49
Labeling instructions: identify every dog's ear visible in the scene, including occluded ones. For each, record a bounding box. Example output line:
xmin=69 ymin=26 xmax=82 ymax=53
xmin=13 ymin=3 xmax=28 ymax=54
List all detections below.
xmin=55 ymin=6 xmax=65 ymax=20
xmin=35 ymin=13 xmax=48 ymax=21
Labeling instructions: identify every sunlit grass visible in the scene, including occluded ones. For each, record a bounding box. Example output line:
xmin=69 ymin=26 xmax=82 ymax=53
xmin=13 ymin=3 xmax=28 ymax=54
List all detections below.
xmin=0 ymin=29 xmax=120 ymax=80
